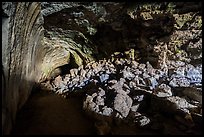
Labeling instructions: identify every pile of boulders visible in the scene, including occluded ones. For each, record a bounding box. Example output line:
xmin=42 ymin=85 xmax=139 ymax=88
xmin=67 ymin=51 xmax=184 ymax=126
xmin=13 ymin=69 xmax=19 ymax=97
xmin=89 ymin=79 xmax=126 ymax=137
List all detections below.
xmin=40 ymin=58 xmax=202 ymax=134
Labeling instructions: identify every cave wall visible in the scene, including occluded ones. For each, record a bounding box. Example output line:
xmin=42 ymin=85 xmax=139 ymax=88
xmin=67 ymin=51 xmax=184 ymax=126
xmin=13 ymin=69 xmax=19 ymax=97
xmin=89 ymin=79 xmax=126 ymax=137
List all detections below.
xmin=2 ymin=2 xmax=44 ymax=134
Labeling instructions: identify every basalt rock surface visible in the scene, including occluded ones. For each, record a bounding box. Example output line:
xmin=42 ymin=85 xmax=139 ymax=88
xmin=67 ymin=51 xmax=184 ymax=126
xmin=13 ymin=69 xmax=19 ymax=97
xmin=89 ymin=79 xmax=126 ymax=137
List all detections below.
xmin=2 ymin=2 xmax=44 ymax=134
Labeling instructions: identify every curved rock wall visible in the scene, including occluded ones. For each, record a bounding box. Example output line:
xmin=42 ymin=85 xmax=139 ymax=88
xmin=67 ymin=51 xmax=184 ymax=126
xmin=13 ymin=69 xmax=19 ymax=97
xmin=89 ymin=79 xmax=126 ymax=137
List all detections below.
xmin=2 ymin=2 xmax=44 ymax=134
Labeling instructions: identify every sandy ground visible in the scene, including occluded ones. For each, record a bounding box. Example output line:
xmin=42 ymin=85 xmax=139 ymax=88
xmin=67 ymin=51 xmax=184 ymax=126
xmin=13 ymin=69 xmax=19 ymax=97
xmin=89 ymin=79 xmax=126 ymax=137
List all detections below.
xmin=11 ymin=90 xmax=96 ymax=135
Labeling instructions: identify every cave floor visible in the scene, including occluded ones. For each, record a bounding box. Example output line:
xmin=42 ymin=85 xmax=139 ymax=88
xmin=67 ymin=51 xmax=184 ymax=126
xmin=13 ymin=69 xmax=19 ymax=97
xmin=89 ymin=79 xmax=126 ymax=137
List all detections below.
xmin=11 ymin=90 xmax=96 ymax=135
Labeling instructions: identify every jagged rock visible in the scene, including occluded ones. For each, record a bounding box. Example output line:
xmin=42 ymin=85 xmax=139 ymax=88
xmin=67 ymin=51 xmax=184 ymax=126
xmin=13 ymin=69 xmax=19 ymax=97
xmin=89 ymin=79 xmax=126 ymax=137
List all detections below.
xmin=83 ymin=95 xmax=99 ymax=113
xmin=138 ymin=63 xmax=146 ymax=71
xmin=154 ymin=69 xmax=166 ymax=80
xmin=146 ymin=61 xmax=155 ymax=75
xmin=132 ymin=68 xmax=142 ymax=75
xmin=132 ymin=95 xmax=144 ymax=102
xmin=80 ymin=69 xmax=87 ymax=78
xmin=186 ymin=67 xmax=202 ymax=84
xmin=166 ymin=96 xmax=198 ymax=113
xmin=169 ymin=77 xmax=190 ymax=87
xmin=102 ymin=106 xmax=113 ymax=116
xmin=99 ymin=73 xmax=109 ymax=83
xmin=142 ymin=73 xmax=151 ymax=79
xmin=122 ymin=69 xmax=135 ymax=80
xmin=116 ymin=89 xmax=129 ymax=95
xmin=174 ymin=67 xmax=185 ymax=76
xmin=95 ymin=96 xmax=105 ymax=106
xmin=98 ymin=88 xmax=106 ymax=97
xmin=40 ymin=81 xmax=54 ymax=91
xmin=133 ymin=76 xmax=146 ymax=87
xmin=153 ymin=84 xmax=172 ymax=97
xmin=129 ymin=81 xmax=137 ymax=89
xmin=145 ymin=77 xmax=158 ymax=90
xmin=130 ymin=104 xmax=140 ymax=112
xmin=109 ymin=78 xmax=125 ymax=90
xmin=167 ymin=60 xmax=186 ymax=69
xmin=114 ymin=93 xmax=133 ymax=118
xmin=127 ymin=111 xmax=150 ymax=127
xmin=52 ymin=75 xmax=63 ymax=88
xmin=86 ymin=69 xmax=94 ymax=78
xmin=131 ymin=60 xmax=139 ymax=69
xmin=108 ymin=80 xmax=117 ymax=85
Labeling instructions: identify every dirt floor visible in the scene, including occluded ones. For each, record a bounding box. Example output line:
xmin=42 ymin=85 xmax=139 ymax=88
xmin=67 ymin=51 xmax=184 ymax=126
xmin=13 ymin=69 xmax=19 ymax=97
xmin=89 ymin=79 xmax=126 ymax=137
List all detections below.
xmin=11 ymin=90 xmax=96 ymax=135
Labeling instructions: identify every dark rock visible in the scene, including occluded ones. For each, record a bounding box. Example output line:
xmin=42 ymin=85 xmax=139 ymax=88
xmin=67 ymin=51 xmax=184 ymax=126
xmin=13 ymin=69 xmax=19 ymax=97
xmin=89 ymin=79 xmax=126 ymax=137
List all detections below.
xmin=191 ymin=112 xmax=202 ymax=125
xmin=181 ymin=87 xmax=202 ymax=105
xmin=174 ymin=114 xmax=194 ymax=128
xmin=94 ymin=120 xmax=111 ymax=135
